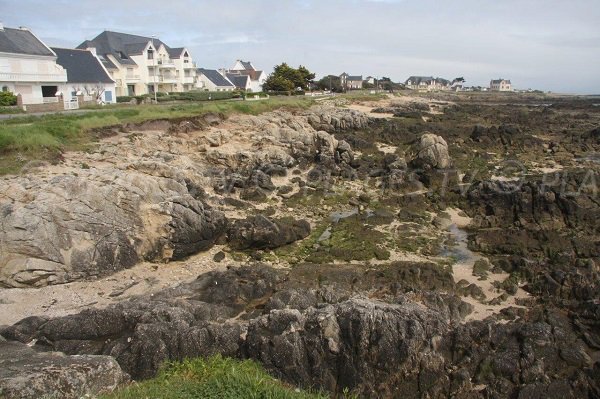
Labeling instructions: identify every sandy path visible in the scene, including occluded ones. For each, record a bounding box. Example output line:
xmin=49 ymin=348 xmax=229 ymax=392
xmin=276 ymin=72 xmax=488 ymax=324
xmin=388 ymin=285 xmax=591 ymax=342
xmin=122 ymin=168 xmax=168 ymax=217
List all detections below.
xmin=445 ymin=208 xmax=530 ymax=321
xmin=0 ymin=245 xmax=239 ymax=326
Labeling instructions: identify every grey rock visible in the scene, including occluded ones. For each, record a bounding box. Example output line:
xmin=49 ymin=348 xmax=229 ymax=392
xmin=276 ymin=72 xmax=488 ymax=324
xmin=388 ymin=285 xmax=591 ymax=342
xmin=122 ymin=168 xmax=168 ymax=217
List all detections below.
xmin=228 ymin=215 xmax=310 ymax=250
xmin=0 ymin=340 xmax=127 ymax=399
xmin=410 ymin=133 xmax=451 ymax=169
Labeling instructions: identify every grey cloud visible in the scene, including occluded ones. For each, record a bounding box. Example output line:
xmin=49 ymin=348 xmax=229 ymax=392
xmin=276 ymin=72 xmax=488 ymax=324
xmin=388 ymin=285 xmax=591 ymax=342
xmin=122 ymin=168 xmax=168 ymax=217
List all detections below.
xmin=1 ymin=0 xmax=599 ymax=93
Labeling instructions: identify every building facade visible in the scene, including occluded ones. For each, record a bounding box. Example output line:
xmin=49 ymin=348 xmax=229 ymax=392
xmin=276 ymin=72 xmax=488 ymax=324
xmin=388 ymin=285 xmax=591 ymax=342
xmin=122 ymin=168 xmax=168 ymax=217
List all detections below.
xmin=405 ymin=76 xmax=451 ymax=92
xmin=197 ymin=68 xmax=235 ymax=91
xmin=52 ymin=47 xmax=116 ymax=104
xmin=77 ymin=31 xmax=197 ymax=97
xmin=490 ymin=79 xmax=512 ymax=92
xmin=0 ymin=24 xmax=67 ymax=105
xmin=340 ymin=73 xmax=363 ymax=90
xmin=226 ymin=60 xmax=266 ymax=92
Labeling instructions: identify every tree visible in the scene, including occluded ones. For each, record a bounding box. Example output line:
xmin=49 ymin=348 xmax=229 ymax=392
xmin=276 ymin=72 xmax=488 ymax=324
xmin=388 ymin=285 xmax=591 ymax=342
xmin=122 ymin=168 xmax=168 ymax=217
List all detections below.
xmin=452 ymin=77 xmax=466 ymax=84
xmin=316 ymin=75 xmax=342 ymax=92
xmin=263 ymin=63 xmax=315 ymax=92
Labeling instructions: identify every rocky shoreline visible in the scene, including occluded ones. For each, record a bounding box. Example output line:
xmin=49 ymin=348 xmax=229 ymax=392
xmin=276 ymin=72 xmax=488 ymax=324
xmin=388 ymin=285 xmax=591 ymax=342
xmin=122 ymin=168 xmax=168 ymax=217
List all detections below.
xmin=1 ymin=93 xmax=599 ymax=398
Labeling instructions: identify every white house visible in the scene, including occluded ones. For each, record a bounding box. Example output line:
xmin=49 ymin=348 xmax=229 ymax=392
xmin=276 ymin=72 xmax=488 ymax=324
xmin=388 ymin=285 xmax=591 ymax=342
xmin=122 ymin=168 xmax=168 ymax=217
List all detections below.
xmin=226 ymin=73 xmax=252 ymax=91
xmin=77 ymin=31 xmax=197 ymax=97
xmin=340 ymin=73 xmax=363 ymax=90
xmin=404 ymin=76 xmax=451 ymax=92
xmin=52 ymin=47 xmax=116 ymax=104
xmin=197 ymin=68 xmax=235 ymax=91
xmin=0 ymin=23 xmax=67 ymax=104
xmin=226 ymin=60 xmax=266 ymax=92
xmin=490 ymin=79 xmax=512 ymax=92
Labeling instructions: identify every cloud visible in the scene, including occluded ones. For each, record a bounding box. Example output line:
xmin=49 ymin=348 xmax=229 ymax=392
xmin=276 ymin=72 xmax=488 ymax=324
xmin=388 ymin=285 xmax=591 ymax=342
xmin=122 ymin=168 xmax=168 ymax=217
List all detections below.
xmin=1 ymin=0 xmax=599 ymax=93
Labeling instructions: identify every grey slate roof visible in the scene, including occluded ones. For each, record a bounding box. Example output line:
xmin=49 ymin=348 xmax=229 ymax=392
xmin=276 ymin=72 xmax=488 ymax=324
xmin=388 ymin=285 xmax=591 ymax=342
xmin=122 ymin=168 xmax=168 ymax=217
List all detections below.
xmin=491 ymin=79 xmax=511 ymax=84
xmin=239 ymin=61 xmax=253 ymax=70
xmin=52 ymin=47 xmax=114 ymax=84
xmin=348 ymin=75 xmax=363 ymax=81
xmin=405 ymin=76 xmax=451 ymax=86
xmin=226 ymin=73 xmax=250 ymax=89
xmin=77 ymin=30 xmax=183 ymax=67
xmin=198 ymin=68 xmax=234 ymax=87
xmin=168 ymin=47 xmax=185 ymax=58
xmin=0 ymin=26 xmax=54 ymax=56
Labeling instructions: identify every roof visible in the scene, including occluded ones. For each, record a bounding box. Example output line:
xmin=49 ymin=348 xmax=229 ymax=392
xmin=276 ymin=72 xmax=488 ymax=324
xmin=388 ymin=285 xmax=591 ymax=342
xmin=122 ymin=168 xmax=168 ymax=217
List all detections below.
xmin=198 ymin=68 xmax=234 ymax=87
xmin=405 ymin=76 xmax=451 ymax=86
xmin=167 ymin=47 xmax=185 ymax=58
xmin=348 ymin=75 xmax=362 ymax=81
xmin=52 ymin=47 xmax=114 ymax=84
xmin=0 ymin=26 xmax=54 ymax=56
xmin=236 ymin=60 xmax=254 ymax=70
xmin=491 ymin=79 xmax=511 ymax=84
xmin=226 ymin=73 xmax=250 ymax=89
xmin=229 ymin=69 xmax=264 ymax=81
xmin=77 ymin=30 xmax=186 ymax=67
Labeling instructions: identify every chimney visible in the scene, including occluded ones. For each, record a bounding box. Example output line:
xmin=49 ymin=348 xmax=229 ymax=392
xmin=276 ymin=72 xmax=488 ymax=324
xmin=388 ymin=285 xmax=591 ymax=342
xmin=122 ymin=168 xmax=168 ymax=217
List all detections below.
xmin=19 ymin=26 xmax=29 ymax=31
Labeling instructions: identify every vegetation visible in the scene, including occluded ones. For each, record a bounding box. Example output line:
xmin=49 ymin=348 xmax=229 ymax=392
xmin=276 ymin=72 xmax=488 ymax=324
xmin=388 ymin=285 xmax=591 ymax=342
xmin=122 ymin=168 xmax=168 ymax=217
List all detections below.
xmin=0 ymin=96 xmax=315 ymax=175
xmin=315 ymin=75 xmax=342 ymax=92
xmin=102 ymin=355 xmax=329 ymax=399
xmin=263 ymin=63 xmax=315 ymax=92
xmin=0 ymin=91 xmax=18 ymax=106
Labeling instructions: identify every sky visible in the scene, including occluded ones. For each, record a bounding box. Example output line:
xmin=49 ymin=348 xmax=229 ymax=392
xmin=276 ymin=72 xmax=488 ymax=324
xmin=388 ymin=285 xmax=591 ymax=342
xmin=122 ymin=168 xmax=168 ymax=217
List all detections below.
xmin=2 ymin=0 xmax=600 ymax=94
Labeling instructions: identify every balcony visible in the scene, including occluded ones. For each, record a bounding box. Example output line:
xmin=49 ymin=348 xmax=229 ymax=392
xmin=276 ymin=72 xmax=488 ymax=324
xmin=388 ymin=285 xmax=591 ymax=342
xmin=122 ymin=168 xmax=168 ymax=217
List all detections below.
xmin=157 ymin=59 xmax=175 ymax=69
xmin=159 ymin=76 xmax=178 ymax=84
xmin=183 ymin=61 xmax=197 ymax=69
xmin=125 ymin=74 xmax=140 ymax=82
xmin=0 ymin=71 xmax=67 ymax=83
xmin=183 ymin=76 xmax=195 ymax=84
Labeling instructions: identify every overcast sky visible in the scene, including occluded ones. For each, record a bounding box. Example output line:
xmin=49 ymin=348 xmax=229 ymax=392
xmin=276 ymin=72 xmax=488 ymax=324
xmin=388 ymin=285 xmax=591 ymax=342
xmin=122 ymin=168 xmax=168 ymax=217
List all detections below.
xmin=2 ymin=0 xmax=599 ymax=94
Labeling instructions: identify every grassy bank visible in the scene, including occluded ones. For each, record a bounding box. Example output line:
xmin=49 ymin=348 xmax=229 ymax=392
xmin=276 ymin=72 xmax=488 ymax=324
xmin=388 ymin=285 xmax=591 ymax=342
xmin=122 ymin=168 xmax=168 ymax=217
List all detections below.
xmin=101 ymin=355 xmax=329 ymax=399
xmin=0 ymin=97 xmax=314 ymax=175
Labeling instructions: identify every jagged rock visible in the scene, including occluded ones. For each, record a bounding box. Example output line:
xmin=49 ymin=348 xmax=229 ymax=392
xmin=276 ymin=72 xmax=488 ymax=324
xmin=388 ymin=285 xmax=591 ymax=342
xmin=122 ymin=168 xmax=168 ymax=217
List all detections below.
xmin=0 ymin=340 xmax=127 ymax=399
xmin=227 ymin=216 xmax=310 ymax=250
xmin=410 ymin=133 xmax=451 ymax=169
xmin=0 ymin=169 xmax=226 ymax=288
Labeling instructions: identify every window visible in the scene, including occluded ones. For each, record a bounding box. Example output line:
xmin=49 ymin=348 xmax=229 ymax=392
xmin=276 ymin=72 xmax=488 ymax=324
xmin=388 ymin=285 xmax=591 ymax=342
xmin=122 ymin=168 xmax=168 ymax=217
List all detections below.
xmin=1 ymin=86 xmax=7 ymax=92
xmin=147 ymin=49 xmax=154 ymax=60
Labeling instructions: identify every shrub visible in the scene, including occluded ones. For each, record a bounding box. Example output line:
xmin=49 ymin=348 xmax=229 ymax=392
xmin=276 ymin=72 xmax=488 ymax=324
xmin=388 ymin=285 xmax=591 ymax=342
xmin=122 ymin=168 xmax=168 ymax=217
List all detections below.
xmin=0 ymin=91 xmax=18 ymax=106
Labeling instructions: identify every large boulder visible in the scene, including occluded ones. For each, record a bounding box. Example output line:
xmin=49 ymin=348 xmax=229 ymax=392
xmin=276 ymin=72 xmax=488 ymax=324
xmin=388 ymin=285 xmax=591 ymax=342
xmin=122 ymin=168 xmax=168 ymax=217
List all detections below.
xmin=227 ymin=215 xmax=310 ymax=250
xmin=0 ymin=169 xmax=226 ymax=288
xmin=0 ymin=340 xmax=127 ymax=399
xmin=410 ymin=133 xmax=451 ymax=169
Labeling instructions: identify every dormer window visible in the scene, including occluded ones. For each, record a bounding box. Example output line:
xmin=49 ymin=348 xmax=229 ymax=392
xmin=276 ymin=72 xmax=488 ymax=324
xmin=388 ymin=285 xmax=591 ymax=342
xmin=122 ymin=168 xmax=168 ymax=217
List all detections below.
xmin=147 ymin=49 xmax=154 ymax=60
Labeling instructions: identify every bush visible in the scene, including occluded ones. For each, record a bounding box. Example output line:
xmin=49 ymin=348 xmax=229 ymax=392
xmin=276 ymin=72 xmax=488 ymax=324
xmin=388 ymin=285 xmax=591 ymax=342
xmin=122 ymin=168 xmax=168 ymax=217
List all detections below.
xmin=0 ymin=91 xmax=17 ymax=106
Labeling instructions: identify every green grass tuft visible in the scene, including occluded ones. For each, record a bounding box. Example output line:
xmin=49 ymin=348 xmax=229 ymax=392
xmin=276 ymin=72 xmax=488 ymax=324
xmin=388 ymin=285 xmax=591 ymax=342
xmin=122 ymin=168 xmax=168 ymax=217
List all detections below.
xmin=101 ymin=355 xmax=330 ymax=399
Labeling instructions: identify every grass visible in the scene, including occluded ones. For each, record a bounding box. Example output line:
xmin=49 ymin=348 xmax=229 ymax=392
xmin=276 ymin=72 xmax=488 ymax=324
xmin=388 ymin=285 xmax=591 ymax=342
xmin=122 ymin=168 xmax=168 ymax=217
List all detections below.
xmin=101 ymin=355 xmax=330 ymax=399
xmin=0 ymin=97 xmax=315 ymax=175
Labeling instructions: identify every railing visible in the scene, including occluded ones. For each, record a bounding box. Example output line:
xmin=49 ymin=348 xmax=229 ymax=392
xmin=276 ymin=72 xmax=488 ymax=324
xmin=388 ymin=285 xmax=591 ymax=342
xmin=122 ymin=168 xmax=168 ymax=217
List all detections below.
xmin=0 ymin=72 xmax=67 ymax=82
xmin=183 ymin=61 xmax=197 ymax=69
xmin=157 ymin=59 xmax=175 ymax=67
xmin=42 ymin=97 xmax=59 ymax=103
xmin=183 ymin=76 xmax=195 ymax=84
xmin=159 ymin=76 xmax=178 ymax=83
xmin=125 ymin=74 xmax=140 ymax=81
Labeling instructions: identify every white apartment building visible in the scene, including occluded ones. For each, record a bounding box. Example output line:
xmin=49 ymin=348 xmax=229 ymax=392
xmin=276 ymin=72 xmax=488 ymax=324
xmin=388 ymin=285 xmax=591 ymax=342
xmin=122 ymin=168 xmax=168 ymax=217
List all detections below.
xmin=0 ymin=23 xmax=68 ymax=104
xmin=78 ymin=31 xmax=197 ymax=97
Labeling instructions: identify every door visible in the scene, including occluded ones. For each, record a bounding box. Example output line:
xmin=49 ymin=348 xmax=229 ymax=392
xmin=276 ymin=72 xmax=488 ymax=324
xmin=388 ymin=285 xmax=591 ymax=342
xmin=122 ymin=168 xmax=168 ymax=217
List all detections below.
xmin=105 ymin=91 xmax=113 ymax=103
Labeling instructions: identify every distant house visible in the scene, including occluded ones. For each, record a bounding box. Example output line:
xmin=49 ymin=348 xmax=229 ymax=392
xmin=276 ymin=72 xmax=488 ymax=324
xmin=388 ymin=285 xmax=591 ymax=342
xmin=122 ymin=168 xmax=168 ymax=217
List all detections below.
xmin=490 ymin=79 xmax=512 ymax=92
xmin=0 ymin=23 xmax=67 ymax=105
xmin=340 ymin=73 xmax=363 ymax=90
xmin=226 ymin=73 xmax=252 ymax=91
xmin=52 ymin=47 xmax=117 ymax=103
xmin=77 ymin=30 xmax=197 ymax=96
xmin=404 ymin=76 xmax=451 ymax=92
xmin=365 ymin=76 xmax=375 ymax=85
xmin=225 ymin=60 xmax=266 ymax=92
xmin=197 ymin=68 xmax=235 ymax=91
